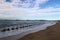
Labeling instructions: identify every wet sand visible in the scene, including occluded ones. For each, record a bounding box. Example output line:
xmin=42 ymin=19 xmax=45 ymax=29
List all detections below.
xmin=18 ymin=21 xmax=60 ymax=40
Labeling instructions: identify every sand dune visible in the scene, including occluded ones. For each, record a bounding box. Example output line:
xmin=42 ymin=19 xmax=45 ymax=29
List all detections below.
xmin=19 ymin=21 xmax=60 ymax=40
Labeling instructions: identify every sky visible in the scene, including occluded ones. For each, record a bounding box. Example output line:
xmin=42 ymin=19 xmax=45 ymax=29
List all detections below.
xmin=0 ymin=0 xmax=60 ymax=20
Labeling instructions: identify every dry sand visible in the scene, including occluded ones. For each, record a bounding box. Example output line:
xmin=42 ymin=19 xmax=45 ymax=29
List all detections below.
xmin=18 ymin=21 xmax=60 ymax=40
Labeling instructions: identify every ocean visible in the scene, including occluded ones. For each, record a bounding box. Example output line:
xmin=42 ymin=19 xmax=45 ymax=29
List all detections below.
xmin=0 ymin=20 xmax=46 ymax=28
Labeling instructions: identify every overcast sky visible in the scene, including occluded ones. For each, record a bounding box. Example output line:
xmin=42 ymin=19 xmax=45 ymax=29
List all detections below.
xmin=0 ymin=0 xmax=60 ymax=20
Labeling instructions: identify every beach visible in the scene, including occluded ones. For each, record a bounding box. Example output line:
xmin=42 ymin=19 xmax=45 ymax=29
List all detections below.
xmin=18 ymin=21 xmax=60 ymax=40
xmin=0 ymin=21 xmax=57 ymax=40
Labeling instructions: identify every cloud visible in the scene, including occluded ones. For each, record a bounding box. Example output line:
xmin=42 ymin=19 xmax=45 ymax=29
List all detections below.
xmin=34 ymin=0 xmax=49 ymax=7
xmin=0 ymin=0 xmax=60 ymax=20
xmin=0 ymin=0 xmax=49 ymax=8
xmin=0 ymin=7 xmax=60 ymax=20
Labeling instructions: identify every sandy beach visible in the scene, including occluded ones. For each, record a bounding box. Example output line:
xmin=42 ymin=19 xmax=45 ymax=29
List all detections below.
xmin=18 ymin=21 xmax=60 ymax=40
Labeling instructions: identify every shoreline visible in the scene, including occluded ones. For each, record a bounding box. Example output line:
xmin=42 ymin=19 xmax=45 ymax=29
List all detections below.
xmin=19 ymin=21 xmax=60 ymax=40
xmin=0 ymin=21 xmax=57 ymax=40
